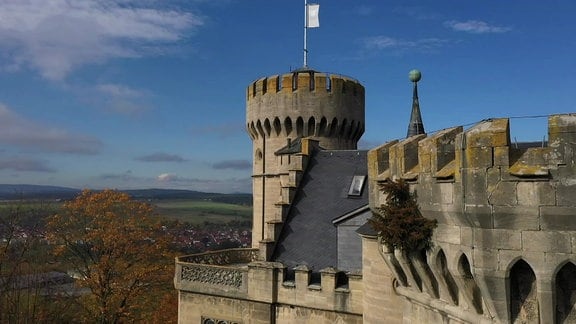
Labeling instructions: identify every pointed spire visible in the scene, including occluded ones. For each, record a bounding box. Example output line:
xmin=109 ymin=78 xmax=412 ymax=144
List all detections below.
xmin=407 ymin=69 xmax=425 ymax=138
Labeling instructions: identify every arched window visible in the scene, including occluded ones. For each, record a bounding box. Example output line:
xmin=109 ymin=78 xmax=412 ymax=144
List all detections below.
xmin=318 ymin=117 xmax=327 ymax=136
xmin=509 ymin=259 xmax=538 ymax=323
xmin=437 ymin=250 xmax=458 ymax=304
xmin=307 ymin=117 xmax=316 ymax=137
xmin=264 ymin=119 xmax=271 ymax=137
xmin=284 ymin=117 xmax=293 ymax=136
xmin=458 ymin=254 xmax=483 ymax=314
xmin=556 ymin=262 xmax=576 ymax=323
xmin=273 ymin=117 xmax=281 ymax=136
xmin=296 ymin=117 xmax=304 ymax=137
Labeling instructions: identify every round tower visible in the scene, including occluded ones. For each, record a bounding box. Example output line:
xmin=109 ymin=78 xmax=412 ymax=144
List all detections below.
xmin=247 ymin=69 xmax=365 ymax=150
xmin=245 ymin=69 xmax=365 ymax=252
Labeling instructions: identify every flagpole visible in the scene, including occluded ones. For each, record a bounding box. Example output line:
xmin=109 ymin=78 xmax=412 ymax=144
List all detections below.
xmin=304 ymin=0 xmax=308 ymax=68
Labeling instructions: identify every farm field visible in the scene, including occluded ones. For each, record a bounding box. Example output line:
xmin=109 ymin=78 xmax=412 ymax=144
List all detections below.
xmin=152 ymin=199 xmax=252 ymax=225
xmin=0 ymin=198 xmax=253 ymax=226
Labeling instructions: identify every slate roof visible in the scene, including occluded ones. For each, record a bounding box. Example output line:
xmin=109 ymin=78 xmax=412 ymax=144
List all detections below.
xmin=272 ymin=149 xmax=368 ymax=270
xmin=356 ymin=222 xmax=378 ymax=238
xmin=275 ymin=137 xmax=303 ymax=155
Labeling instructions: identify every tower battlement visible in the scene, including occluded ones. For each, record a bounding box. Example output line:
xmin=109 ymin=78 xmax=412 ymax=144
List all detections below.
xmin=246 ymin=71 xmax=365 ymax=148
xmin=247 ymin=72 xmax=364 ymax=99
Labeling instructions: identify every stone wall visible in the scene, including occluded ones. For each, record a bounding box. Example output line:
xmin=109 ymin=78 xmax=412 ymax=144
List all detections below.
xmin=360 ymin=235 xmax=404 ymax=323
xmin=178 ymin=292 xmax=273 ymax=324
xmin=367 ymin=113 xmax=576 ymax=323
xmin=175 ymin=249 xmax=363 ymax=323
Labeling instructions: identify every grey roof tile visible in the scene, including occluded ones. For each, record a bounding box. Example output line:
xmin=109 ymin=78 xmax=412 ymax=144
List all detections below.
xmin=272 ymin=150 xmax=368 ymax=270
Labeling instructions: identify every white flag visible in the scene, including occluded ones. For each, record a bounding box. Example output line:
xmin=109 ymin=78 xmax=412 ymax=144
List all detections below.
xmin=306 ymin=4 xmax=319 ymax=28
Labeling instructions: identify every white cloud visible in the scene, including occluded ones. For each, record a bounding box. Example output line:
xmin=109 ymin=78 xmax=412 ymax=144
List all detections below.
xmin=157 ymin=173 xmax=179 ymax=182
xmin=444 ymin=20 xmax=511 ymax=34
xmin=0 ymin=0 xmax=204 ymax=80
xmin=0 ymin=103 xmax=102 ymax=154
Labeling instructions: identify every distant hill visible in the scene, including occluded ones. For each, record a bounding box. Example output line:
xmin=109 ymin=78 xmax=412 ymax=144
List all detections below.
xmin=0 ymin=184 xmax=252 ymax=206
xmin=0 ymin=184 xmax=80 ymax=200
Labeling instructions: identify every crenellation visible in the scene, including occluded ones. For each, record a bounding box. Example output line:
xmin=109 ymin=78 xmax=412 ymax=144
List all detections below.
xmin=314 ymin=73 xmax=328 ymax=91
xmin=465 ymin=118 xmax=510 ymax=149
xmin=297 ymin=72 xmax=312 ymax=91
xmin=280 ymin=73 xmax=292 ymax=92
xmin=248 ymin=72 xmax=364 ymax=99
xmin=254 ymin=77 xmax=266 ymax=97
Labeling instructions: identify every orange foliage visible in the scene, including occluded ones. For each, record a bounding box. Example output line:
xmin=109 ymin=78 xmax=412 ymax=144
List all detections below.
xmin=46 ymin=189 xmax=176 ymax=323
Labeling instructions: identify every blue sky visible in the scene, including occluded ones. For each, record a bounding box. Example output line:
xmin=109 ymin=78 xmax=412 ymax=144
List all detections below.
xmin=0 ymin=0 xmax=574 ymax=193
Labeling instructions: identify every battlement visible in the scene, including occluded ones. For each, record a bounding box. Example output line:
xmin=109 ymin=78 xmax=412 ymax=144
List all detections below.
xmin=247 ymin=71 xmax=364 ymax=99
xmin=246 ymin=71 xmax=365 ymax=150
xmin=369 ymin=114 xmax=576 ymax=188
xmin=368 ymin=113 xmax=576 ymax=323
xmin=175 ymin=249 xmax=363 ymax=319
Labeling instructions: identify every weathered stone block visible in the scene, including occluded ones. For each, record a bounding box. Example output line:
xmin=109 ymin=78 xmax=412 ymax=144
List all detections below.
xmin=436 ymin=182 xmax=454 ymax=205
xmin=544 ymin=252 xmax=574 ymax=267
xmin=414 ymin=174 xmax=433 ymax=203
xmin=556 ymin=183 xmax=576 ymax=206
xmin=549 ymin=114 xmax=576 ymax=147
xmin=493 ymin=206 xmax=539 ymax=230
xmin=517 ymin=182 xmax=556 ymax=207
xmin=434 ymin=224 xmax=461 ymax=245
xmin=521 ymin=231 xmax=571 ymax=253
xmin=461 ymin=226 xmax=473 ymax=246
xmin=422 ymin=210 xmax=450 ymax=225
xmin=498 ymin=250 xmax=546 ymax=272
xmin=474 ymin=270 xmax=507 ymax=298
xmin=473 ymin=248 xmax=498 ymax=269
xmin=464 ymin=169 xmax=488 ymax=205
xmin=473 ymin=228 xmax=521 ymax=250
xmin=465 ymin=147 xmax=494 ymax=168
xmin=465 ymin=118 xmax=509 ymax=148
xmin=493 ymin=146 xmax=509 ymax=166
xmin=465 ymin=205 xmax=493 ymax=228
xmin=419 ymin=152 xmax=432 ymax=173
xmin=486 ymin=167 xmax=502 ymax=193
xmin=540 ymin=206 xmax=576 ymax=230
xmin=488 ymin=181 xmax=517 ymax=206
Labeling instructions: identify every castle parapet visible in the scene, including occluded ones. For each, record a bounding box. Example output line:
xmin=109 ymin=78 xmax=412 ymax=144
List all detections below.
xmin=247 ymin=72 xmax=365 ymax=98
xmin=370 ymin=114 xmax=576 ymax=190
xmin=367 ymin=113 xmax=576 ymax=323
xmin=175 ymin=249 xmax=259 ymax=299
xmin=175 ymin=250 xmax=363 ymax=322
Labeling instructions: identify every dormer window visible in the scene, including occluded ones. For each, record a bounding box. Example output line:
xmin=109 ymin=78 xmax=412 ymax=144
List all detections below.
xmin=348 ymin=175 xmax=366 ymax=197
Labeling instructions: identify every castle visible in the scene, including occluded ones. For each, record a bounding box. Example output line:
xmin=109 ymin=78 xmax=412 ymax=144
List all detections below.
xmin=174 ymin=67 xmax=576 ymax=323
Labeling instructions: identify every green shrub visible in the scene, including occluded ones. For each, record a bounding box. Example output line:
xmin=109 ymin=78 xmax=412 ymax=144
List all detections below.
xmin=369 ymin=178 xmax=437 ymax=252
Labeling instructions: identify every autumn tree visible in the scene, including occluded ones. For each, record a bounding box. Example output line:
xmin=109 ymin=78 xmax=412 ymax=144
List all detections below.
xmin=369 ymin=178 xmax=437 ymax=252
xmin=46 ymin=189 xmax=175 ymax=323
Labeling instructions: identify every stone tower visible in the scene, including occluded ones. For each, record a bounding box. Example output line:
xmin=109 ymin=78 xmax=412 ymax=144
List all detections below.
xmin=246 ymin=69 xmax=365 ymax=257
